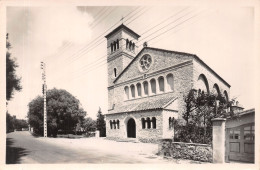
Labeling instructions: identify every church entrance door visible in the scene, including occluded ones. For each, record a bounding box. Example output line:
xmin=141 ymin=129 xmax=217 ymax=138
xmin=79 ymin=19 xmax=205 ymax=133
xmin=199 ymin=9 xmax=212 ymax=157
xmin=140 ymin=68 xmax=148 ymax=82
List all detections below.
xmin=127 ymin=118 xmax=136 ymax=138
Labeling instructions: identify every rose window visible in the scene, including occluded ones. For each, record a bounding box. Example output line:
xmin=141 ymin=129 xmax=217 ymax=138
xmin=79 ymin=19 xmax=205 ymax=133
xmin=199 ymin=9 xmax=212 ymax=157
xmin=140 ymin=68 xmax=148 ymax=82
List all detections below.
xmin=140 ymin=54 xmax=152 ymax=71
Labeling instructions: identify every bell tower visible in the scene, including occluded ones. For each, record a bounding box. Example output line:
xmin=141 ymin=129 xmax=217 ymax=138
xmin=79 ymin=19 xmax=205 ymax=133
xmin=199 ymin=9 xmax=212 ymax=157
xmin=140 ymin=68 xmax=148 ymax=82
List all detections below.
xmin=105 ymin=24 xmax=140 ymax=87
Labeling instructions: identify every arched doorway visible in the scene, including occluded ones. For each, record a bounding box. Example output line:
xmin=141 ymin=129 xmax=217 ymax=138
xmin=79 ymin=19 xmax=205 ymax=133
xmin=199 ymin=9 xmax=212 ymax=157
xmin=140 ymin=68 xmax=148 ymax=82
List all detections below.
xmin=127 ymin=118 xmax=136 ymax=138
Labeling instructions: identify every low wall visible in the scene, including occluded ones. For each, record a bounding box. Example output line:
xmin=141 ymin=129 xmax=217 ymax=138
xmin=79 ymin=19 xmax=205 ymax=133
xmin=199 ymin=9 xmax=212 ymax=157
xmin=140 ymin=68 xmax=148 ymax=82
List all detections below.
xmin=158 ymin=139 xmax=213 ymax=162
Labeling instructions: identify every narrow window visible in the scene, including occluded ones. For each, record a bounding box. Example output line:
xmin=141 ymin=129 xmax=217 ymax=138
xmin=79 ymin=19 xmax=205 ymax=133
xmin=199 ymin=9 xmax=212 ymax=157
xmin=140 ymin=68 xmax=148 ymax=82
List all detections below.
xmin=117 ymin=39 xmax=119 ymax=49
xmin=130 ymin=84 xmax=135 ymax=98
xmin=124 ymin=86 xmax=129 ymax=100
xmin=110 ymin=120 xmax=112 ymax=129
xmin=141 ymin=118 xmax=145 ymax=129
xmin=113 ymin=120 xmax=116 ymax=129
xmin=129 ymin=41 xmax=132 ymax=50
xmin=137 ymin=83 xmax=141 ymax=97
xmin=152 ymin=117 xmax=156 ymax=129
xmin=158 ymin=76 xmax=165 ymax=92
xmin=133 ymin=43 xmax=135 ymax=51
xmin=113 ymin=42 xmax=116 ymax=51
xmin=117 ymin=120 xmax=120 ymax=129
xmin=143 ymin=81 xmax=148 ymax=96
xmin=126 ymin=39 xmax=129 ymax=49
xmin=147 ymin=117 xmax=151 ymax=129
xmin=114 ymin=68 xmax=117 ymax=77
xmin=166 ymin=74 xmax=174 ymax=91
xmin=150 ymin=79 xmax=156 ymax=94
xmin=110 ymin=43 xmax=113 ymax=52
xmin=169 ymin=117 xmax=172 ymax=129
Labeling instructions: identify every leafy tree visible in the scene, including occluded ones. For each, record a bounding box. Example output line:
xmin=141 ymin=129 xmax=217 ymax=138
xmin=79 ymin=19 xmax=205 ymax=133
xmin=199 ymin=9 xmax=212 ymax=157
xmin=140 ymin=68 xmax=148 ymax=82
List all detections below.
xmin=96 ymin=107 xmax=106 ymax=137
xmin=6 ymin=33 xmax=22 ymax=101
xmin=6 ymin=112 xmax=15 ymax=133
xmin=6 ymin=113 xmax=28 ymax=132
xmin=175 ymin=89 xmax=237 ymax=144
xmin=27 ymin=88 xmax=86 ymax=137
xmin=82 ymin=117 xmax=96 ymax=133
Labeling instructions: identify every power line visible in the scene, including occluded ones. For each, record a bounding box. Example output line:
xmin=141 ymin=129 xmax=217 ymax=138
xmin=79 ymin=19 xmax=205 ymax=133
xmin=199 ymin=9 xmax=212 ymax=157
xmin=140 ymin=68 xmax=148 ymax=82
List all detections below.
xmin=52 ymin=8 xmax=207 ymax=84
xmin=60 ymin=7 xmax=145 ymax=65
xmin=48 ymin=7 xmax=146 ymax=81
xmin=68 ymin=10 xmax=208 ymax=81
xmin=61 ymin=7 xmax=149 ymax=66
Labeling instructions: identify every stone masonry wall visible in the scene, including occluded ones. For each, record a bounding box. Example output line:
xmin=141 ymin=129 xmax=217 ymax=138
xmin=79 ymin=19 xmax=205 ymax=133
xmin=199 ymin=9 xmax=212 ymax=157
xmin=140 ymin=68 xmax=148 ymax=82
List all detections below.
xmin=109 ymin=61 xmax=193 ymax=119
xmin=158 ymin=139 xmax=213 ymax=162
xmin=105 ymin=110 xmax=163 ymax=143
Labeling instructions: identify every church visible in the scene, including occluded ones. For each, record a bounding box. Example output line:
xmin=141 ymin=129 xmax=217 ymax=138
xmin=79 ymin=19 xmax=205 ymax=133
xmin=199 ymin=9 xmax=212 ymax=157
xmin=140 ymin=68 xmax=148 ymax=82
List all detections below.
xmin=105 ymin=24 xmax=230 ymax=143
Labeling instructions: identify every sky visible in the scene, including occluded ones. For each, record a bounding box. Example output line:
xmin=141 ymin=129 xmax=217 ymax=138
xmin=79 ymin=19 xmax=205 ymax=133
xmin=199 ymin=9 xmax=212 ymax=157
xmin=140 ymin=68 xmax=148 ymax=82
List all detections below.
xmin=6 ymin=5 xmax=257 ymax=120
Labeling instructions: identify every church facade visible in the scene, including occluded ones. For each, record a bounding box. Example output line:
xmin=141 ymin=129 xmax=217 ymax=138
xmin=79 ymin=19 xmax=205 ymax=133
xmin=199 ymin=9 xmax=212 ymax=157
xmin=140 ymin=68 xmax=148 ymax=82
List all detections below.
xmin=105 ymin=24 xmax=230 ymax=143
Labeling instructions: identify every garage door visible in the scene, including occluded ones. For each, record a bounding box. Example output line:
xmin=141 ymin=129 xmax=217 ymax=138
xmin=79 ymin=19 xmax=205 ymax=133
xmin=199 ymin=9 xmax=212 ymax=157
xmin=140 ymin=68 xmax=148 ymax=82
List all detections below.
xmin=226 ymin=123 xmax=254 ymax=163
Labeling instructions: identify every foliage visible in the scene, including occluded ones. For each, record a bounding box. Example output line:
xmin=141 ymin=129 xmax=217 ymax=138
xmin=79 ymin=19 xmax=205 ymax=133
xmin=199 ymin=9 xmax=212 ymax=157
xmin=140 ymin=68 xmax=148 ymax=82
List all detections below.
xmin=175 ymin=89 xmax=237 ymax=144
xmin=27 ymin=88 xmax=86 ymax=137
xmin=82 ymin=117 xmax=96 ymax=133
xmin=6 ymin=33 xmax=22 ymax=101
xmin=96 ymin=107 xmax=106 ymax=137
xmin=6 ymin=112 xmax=28 ymax=133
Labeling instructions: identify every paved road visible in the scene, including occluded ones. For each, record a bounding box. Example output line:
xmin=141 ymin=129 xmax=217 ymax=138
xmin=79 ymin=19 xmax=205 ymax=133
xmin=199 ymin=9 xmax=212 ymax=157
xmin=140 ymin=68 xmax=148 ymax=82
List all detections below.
xmin=6 ymin=131 xmax=168 ymax=164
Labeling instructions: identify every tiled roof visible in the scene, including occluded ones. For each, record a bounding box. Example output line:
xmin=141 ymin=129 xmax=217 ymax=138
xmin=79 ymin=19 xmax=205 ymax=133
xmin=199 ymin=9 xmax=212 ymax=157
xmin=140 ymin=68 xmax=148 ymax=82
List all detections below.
xmin=108 ymin=96 xmax=177 ymax=114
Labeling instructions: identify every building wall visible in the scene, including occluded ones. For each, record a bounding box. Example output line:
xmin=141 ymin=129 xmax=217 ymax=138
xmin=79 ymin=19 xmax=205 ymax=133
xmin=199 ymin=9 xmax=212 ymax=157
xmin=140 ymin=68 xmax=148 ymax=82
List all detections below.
xmin=108 ymin=49 xmax=194 ymax=118
xmin=193 ymin=58 xmax=230 ymax=97
xmin=105 ymin=110 xmax=163 ymax=142
xmin=162 ymin=110 xmax=178 ymax=139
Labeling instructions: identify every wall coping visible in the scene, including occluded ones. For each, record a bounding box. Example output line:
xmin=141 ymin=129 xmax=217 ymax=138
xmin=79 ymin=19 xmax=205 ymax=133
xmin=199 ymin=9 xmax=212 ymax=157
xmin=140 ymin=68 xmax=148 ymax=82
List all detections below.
xmin=212 ymin=118 xmax=226 ymax=121
xmin=159 ymin=139 xmax=211 ymax=147
xmin=172 ymin=142 xmax=211 ymax=147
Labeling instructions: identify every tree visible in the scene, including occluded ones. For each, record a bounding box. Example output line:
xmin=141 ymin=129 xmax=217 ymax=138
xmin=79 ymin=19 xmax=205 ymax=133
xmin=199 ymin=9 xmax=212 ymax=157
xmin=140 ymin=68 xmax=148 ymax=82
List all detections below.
xmin=27 ymin=88 xmax=86 ymax=137
xmin=96 ymin=107 xmax=106 ymax=137
xmin=82 ymin=117 xmax=96 ymax=133
xmin=6 ymin=33 xmax=22 ymax=101
xmin=175 ymin=89 xmax=237 ymax=144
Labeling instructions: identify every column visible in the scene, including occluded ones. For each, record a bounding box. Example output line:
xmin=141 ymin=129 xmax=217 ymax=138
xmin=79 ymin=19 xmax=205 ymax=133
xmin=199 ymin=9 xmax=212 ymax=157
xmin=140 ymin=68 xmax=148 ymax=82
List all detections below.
xmin=212 ymin=118 xmax=226 ymax=163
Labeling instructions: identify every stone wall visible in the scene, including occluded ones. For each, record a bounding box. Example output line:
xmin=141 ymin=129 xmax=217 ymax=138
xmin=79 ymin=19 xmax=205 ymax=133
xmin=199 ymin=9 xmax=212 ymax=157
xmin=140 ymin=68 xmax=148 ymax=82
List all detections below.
xmin=105 ymin=110 xmax=163 ymax=142
xmin=158 ymin=139 xmax=213 ymax=162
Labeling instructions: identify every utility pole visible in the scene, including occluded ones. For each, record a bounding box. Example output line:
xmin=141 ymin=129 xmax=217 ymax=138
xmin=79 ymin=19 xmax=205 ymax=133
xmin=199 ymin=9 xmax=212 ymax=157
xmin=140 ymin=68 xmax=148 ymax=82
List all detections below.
xmin=41 ymin=62 xmax=47 ymax=137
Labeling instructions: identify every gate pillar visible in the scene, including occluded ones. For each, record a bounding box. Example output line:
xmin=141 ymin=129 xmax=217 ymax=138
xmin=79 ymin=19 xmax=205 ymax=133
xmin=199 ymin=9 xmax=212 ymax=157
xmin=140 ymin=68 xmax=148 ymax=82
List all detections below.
xmin=212 ymin=118 xmax=226 ymax=163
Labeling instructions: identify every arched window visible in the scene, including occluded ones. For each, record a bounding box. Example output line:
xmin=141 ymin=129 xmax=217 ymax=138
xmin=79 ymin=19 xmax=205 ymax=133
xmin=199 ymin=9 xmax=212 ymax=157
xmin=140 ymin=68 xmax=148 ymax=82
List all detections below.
xmin=158 ymin=76 xmax=165 ymax=92
xmin=147 ymin=117 xmax=151 ymax=129
xmin=130 ymin=84 xmax=135 ymax=98
xmin=113 ymin=120 xmax=116 ymax=129
xmin=224 ymin=90 xmax=229 ymax=102
xmin=136 ymin=83 xmax=141 ymax=97
xmin=117 ymin=39 xmax=119 ymax=49
xmin=169 ymin=117 xmax=174 ymax=129
xmin=126 ymin=39 xmax=129 ymax=49
xmin=124 ymin=86 xmax=129 ymax=100
xmin=133 ymin=43 xmax=135 ymax=51
xmin=213 ymin=83 xmax=221 ymax=97
xmin=143 ymin=81 xmax=149 ymax=96
xmin=141 ymin=118 xmax=145 ymax=129
xmin=117 ymin=120 xmax=120 ymax=129
xmin=152 ymin=117 xmax=156 ymax=129
xmin=197 ymin=74 xmax=209 ymax=94
xmin=113 ymin=42 xmax=116 ymax=51
xmin=166 ymin=74 xmax=174 ymax=91
xmin=129 ymin=41 xmax=132 ymax=50
xmin=114 ymin=68 xmax=117 ymax=77
xmin=150 ymin=79 xmax=156 ymax=94
xmin=110 ymin=43 xmax=113 ymax=52
xmin=110 ymin=120 xmax=112 ymax=129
